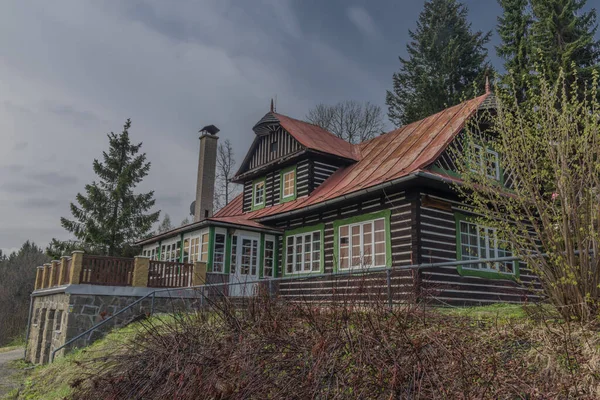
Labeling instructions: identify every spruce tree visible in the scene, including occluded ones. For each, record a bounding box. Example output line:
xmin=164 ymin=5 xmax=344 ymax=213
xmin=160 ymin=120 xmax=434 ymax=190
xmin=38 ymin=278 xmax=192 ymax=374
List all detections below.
xmin=61 ymin=119 xmax=160 ymax=256
xmin=496 ymin=0 xmax=533 ymax=102
xmin=530 ymin=0 xmax=600 ymax=88
xmin=386 ymin=0 xmax=491 ymax=127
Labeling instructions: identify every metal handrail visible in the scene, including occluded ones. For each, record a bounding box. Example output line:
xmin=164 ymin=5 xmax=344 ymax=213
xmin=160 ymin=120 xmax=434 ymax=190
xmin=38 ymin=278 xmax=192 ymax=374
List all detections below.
xmin=48 ymin=254 xmax=531 ymax=363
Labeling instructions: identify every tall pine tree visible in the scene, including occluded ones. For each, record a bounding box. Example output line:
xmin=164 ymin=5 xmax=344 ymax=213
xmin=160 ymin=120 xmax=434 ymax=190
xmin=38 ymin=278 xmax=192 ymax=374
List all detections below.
xmin=61 ymin=119 xmax=160 ymax=256
xmin=386 ymin=0 xmax=491 ymax=127
xmin=531 ymin=0 xmax=600 ymax=88
xmin=496 ymin=0 xmax=533 ymax=102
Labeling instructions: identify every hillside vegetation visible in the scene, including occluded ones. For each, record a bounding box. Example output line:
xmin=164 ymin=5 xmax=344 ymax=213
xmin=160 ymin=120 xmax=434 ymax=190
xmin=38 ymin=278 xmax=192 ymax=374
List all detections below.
xmin=6 ymin=301 xmax=600 ymax=399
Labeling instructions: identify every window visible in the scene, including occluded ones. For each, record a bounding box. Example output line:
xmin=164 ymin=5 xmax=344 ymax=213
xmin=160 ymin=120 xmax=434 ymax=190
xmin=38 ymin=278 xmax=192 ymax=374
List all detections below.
xmin=230 ymin=236 xmax=238 ymax=274
xmin=161 ymin=242 xmax=180 ymax=262
xmin=285 ymin=230 xmax=321 ymax=274
xmin=213 ymin=233 xmax=225 ymax=273
xmin=338 ymin=218 xmax=386 ymax=269
xmin=270 ymin=141 xmax=278 ymax=153
xmin=253 ymin=180 xmax=265 ymax=208
xmin=471 ymin=144 xmax=500 ymax=180
xmin=263 ymin=239 xmax=275 ymax=278
xmin=55 ymin=310 xmax=63 ymax=332
xmin=200 ymin=233 xmax=209 ymax=262
xmin=282 ymin=169 xmax=295 ymax=199
xmin=459 ymin=220 xmax=514 ymax=274
xmin=182 ymin=238 xmax=190 ymax=263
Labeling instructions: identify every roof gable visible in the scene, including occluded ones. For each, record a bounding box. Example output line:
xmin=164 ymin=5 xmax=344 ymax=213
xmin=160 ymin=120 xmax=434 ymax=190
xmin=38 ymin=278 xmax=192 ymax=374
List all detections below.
xmin=218 ymin=94 xmax=491 ymax=221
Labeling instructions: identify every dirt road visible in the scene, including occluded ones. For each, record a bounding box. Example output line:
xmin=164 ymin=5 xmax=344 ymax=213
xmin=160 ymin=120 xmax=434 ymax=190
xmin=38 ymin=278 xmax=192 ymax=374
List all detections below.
xmin=0 ymin=348 xmax=24 ymax=397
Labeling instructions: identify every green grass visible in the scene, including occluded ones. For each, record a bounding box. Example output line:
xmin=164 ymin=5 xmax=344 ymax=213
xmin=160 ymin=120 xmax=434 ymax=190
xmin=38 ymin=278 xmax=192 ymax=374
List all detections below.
xmin=2 ymin=317 xmax=157 ymax=400
xmin=438 ymin=303 xmax=530 ymax=320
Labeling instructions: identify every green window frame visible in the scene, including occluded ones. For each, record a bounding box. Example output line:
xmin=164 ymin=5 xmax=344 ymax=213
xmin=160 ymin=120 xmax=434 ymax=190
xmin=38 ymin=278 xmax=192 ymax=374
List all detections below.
xmin=333 ymin=210 xmax=392 ymax=272
xmin=282 ymin=223 xmax=324 ymax=276
xmin=455 ymin=213 xmax=519 ymax=280
xmin=279 ymin=165 xmax=297 ymax=203
xmin=252 ymin=177 xmax=266 ymax=210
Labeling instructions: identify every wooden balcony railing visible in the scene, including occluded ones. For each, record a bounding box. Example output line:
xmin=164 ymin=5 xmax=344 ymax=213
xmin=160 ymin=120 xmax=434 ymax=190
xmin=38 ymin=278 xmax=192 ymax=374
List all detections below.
xmin=148 ymin=260 xmax=194 ymax=288
xmin=80 ymin=255 xmax=134 ymax=286
xmin=33 ymin=252 xmax=206 ymax=291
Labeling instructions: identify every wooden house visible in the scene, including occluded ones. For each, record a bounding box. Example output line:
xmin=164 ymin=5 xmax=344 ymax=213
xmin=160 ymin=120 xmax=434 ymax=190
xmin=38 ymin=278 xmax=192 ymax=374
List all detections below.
xmin=136 ymin=93 xmax=541 ymax=305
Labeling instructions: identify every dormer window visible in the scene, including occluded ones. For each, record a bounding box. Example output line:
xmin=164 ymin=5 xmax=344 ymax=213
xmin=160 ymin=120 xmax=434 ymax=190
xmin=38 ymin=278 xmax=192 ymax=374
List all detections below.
xmin=252 ymin=179 xmax=265 ymax=210
xmin=471 ymin=144 xmax=500 ymax=181
xmin=280 ymin=166 xmax=296 ymax=203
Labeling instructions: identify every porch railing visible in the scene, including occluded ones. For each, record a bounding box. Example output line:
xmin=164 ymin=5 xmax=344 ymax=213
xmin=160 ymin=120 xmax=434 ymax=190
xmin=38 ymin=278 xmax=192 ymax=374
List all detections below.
xmin=148 ymin=260 xmax=194 ymax=288
xmin=80 ymin=255 xmax=134 ymax=286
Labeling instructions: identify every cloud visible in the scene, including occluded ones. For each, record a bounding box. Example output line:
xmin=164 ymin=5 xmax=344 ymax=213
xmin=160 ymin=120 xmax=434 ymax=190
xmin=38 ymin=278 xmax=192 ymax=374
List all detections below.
xmin=20 ymin=198 xmax=61 ymax=208
xmin=347 ymin=6 xmax=379 ymax=38
xmin=29 ymin=172 xmax=78 ymax=187
xmin=0 ymin=0 xmax=391 ymax=250
xmin=13 ymin=141 xmax=28 ymax=151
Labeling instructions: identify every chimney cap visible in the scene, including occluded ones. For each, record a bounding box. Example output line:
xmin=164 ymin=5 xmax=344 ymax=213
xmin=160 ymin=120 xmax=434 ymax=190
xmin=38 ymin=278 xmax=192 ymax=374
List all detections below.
xmin=199 ymin=124 xmax=220 ymax=135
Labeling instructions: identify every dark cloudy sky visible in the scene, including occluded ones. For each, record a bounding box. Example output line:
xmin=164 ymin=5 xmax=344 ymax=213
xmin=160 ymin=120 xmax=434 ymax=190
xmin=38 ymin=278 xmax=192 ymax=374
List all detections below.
xmin=0 ymin=0 xmax=529 ymax=254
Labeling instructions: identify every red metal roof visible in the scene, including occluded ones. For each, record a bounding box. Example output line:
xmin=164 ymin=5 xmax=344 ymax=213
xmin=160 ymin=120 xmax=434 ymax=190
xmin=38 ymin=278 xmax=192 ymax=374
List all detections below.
xmin=274 ymin=113 xmax=359 ymax=161
xmin=215 ymin=94 xmax=490 ymax=223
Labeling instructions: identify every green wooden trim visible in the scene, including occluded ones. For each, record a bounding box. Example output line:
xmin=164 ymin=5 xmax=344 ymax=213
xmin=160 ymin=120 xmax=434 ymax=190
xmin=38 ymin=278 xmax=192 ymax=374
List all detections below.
xmin=332 ymin=210 xmax=392 ymax=273
xmin=282 ymin=223 xmax=325 ymax=277
xmin=279 ymin=165 xmax=297 ymax=203
xmin=258 ymin=233 xmax=265 ymax=278
xmin=431 ymin=137 xmax=506 ymax=186
xmin=224 ymin=232 xmax=232 ymax=274
xmin=207 ymin=226 xmax=215 ymax=272
xmin=157 ymin=240 xmax=162 ymax=260
xmin=251 ymin=177 xmax=266 ymax=211
xmin=274 ymin=235 xmax=280 ymax=278
xmin=454 ymin=212 xmax=519 ymax=281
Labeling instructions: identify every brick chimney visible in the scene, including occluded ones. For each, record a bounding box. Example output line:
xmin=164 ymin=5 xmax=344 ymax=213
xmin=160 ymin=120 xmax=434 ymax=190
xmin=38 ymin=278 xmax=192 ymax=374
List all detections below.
xmin=194 ymin=124 xmax=219 ymax=221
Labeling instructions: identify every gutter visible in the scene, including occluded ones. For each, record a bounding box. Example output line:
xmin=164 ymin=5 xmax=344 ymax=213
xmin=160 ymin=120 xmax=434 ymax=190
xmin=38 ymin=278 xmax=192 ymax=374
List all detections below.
xmin=258 ymin=173 xmax=421 ymax=222
xmin=136 ymin=219 xmax=282 ymax=246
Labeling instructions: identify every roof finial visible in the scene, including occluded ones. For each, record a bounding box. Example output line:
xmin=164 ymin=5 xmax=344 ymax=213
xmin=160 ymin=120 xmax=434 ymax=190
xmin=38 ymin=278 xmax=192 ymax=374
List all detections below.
xmin=485 ymin=74 xmax=491 ymax=94
xmin=270 ymin=98 xmax=274 ymax=112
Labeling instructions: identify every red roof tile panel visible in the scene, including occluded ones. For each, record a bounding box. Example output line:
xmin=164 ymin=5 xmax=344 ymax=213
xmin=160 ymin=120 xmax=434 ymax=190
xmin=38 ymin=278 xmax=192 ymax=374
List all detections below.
xmin=216 ymin=94 xmax=489 ymax=224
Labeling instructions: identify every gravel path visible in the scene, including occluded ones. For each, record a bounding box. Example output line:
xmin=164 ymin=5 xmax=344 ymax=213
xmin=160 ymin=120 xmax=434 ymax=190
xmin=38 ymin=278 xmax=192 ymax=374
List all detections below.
xmin=0 ymin=348 xmax=24 ymax=398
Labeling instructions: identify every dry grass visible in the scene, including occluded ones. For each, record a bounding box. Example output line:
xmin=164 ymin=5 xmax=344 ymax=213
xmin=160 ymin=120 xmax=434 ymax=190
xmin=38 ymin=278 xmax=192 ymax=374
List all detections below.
xmin=66 ymin=293 xmax=600 ymax=400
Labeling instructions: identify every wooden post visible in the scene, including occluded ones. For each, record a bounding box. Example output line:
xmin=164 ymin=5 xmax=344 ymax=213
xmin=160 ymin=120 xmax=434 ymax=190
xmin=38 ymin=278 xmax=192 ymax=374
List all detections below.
xmin=48 ymin=260 xmax=59 ymax=287
xmin=132 ymin=256 xmax=150 ymax=287
xmin=69 ymin=251 xmax=84 ymax=284
xmin=41 ymin=263 xmax=51 ymax=289
xmin=34 ymin=266 xmax=43 ymax=290
xmin=59 ymin=256 xmax=69 ymax=285
xmin=192 ymin=261 xmax=207 ymax=286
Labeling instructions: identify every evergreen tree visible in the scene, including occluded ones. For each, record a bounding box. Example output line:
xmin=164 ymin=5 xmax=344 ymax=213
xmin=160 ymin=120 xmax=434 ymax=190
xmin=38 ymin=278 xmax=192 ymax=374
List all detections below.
xmin=496 ymin=0 xmax=533 ymax=102
xmin=386 ymin=0 xmax=491 ymax=127
xmin=158 ymin=214 xmax=173 ymax=233
xmin=61 ymin=119 xmax=160 ymax=256
xmin=530 ymin=0 xmax=600 ymax=89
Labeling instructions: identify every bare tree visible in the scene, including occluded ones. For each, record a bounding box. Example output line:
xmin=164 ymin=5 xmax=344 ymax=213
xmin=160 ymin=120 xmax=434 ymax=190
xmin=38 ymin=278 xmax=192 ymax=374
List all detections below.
xmin=215 ymin=139 xmax=240 ymax=210
xmin=306 ymin=100 xmax=385 ymax=144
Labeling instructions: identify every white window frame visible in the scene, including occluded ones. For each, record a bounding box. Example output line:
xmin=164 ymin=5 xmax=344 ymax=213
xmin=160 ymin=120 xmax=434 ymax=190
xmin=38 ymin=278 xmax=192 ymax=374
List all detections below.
xmin=459 ymin=220 xmax=514 ymax=274
xmin=471 ymin=144 xmax=500 ymax=180
xmin=285 ymin=230 xmax=321 ymax=274
xmin=253 ymin=181 xmax=265 ymax=207
xmin=338 ymin=218 xmax=387 ymax=270
xmin=263 ymin=238 xmax=275 ymax=278
xmin=282 ymin=170 xmax=295 ymax=199
xmin=213 ymin=232 xmax=226 ymax=273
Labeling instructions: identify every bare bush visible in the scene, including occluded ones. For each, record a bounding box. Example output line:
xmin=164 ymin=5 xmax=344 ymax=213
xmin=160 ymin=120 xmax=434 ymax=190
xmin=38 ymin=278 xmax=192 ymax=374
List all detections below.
xmin=70 ymin=279 xmax=600 ymax=399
